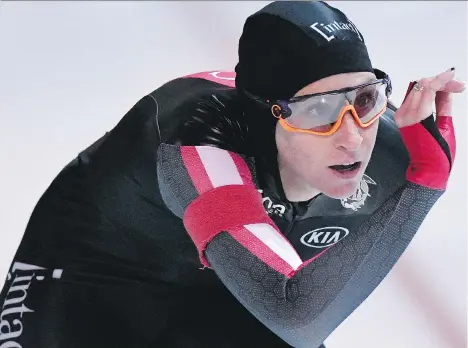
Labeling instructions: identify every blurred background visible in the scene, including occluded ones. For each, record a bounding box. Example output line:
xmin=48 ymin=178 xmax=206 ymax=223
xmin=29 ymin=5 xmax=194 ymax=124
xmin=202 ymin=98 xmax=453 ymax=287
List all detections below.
xmin=0 ymin=1 xmax=466 ymax=347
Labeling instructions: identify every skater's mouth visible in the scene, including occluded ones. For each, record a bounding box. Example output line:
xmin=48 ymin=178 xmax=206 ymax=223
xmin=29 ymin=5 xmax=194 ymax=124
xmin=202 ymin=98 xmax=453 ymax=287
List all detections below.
xmin=329 ymin=162 xmax=361 ymax=172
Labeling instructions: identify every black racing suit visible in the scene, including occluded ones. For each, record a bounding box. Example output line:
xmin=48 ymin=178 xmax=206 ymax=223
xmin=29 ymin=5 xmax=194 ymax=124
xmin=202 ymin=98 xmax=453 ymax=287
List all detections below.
xmin=0 ymin=72 xmax=451 ymax=348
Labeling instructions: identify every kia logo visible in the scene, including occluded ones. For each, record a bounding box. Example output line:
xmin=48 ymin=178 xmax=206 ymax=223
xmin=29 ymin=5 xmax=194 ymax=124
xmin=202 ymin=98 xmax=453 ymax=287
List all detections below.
xmin=300 ymin=227 xmax=349 ymax=248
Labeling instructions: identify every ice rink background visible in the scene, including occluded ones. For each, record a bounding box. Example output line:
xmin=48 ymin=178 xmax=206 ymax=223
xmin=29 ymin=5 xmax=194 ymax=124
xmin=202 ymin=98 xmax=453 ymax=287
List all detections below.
xmin=0 ymin=2 xmax=466 ymax=347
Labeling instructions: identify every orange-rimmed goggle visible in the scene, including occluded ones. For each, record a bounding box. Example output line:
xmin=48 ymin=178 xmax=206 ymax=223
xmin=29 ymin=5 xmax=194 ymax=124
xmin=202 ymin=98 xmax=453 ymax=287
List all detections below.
xmin=247 ymin=70 xmax=392 ymax=136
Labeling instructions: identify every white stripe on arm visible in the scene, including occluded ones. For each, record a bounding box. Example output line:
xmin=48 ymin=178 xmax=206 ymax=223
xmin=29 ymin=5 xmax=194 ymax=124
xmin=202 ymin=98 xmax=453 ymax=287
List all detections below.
xmin=196 ymin=146 xmax=244 ymax=188
xmin=245 ymin=223 xmax=303 ymax=270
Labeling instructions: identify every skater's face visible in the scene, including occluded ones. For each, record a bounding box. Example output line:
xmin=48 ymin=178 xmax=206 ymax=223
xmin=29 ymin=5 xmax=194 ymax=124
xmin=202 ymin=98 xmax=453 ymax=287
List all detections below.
xmin=275 ymin=71 xmax=383 ymax=201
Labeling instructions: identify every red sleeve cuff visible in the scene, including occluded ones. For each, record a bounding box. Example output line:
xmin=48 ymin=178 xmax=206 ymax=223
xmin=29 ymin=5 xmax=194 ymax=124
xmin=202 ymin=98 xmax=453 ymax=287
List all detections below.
xmin=183 ymin=185 xmax=272 ymax=267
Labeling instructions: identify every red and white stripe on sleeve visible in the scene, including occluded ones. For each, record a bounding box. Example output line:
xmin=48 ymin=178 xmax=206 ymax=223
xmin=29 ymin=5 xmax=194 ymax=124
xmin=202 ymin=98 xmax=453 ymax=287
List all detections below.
xmin=176 ymin=145 xmax=303 ymax=275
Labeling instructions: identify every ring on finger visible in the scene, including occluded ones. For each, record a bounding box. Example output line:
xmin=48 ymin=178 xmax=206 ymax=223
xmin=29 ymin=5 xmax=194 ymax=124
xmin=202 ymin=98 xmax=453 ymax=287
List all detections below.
xmin=413 ymin=82 xmax=425 ymax=91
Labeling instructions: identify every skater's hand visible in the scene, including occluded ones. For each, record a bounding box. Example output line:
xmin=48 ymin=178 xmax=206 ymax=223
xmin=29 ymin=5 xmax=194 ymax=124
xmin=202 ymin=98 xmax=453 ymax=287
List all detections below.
xmin=396 ymin=68 xmax=465 ymax=190
xmin=395 ymin=68 xmax=465 ymax=128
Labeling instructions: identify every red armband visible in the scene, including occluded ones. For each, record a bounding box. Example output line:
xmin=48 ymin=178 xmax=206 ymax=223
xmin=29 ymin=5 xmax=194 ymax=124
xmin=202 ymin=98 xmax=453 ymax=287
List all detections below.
xmin=399 ymin=122 xmax=451 ymax=190
xmin=183 ymin=185 xmax=272 ymax=267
